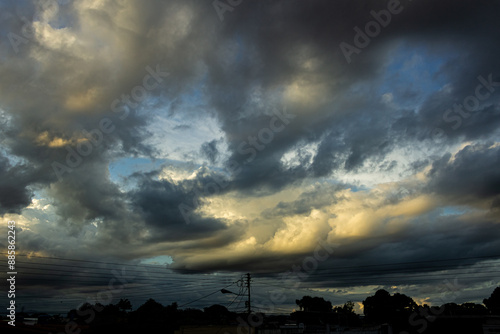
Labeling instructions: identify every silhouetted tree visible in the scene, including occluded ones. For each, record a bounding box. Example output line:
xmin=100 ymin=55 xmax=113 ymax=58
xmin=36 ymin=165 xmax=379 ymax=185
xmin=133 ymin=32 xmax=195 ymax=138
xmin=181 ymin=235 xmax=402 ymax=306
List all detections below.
xmin=363 ymin=289 xmax=417 ymax=325
xmin=166 ymin=301 xmax=178 ymax=313
xmin=78 ymin=302 xmax=93 ymax=312
xmin=292 ymin=296 xmax=335 ymax=325
xmin=178 ymin=308 xmax=205 ymax=325
xmin=128 ymin=298 xmax=175 ymax=333
xmin=165 ymin=302 xmax=179 ymax=333
xmin=333 ymin=301 xmax=360 ymax=326
xmin=459 ymin=302 xmax=488 ymax=315
xmin=295 ymin=296 xmax=332 ymax=313
xmin=76 ymin=302 xmax=102 ymax=324
xmin=333 ymin=301 xmax=355 ymax=314
xmin=67 ymin=309 xmax=78 ymax=321
xmin=117 ymin=298 xmax=132 ymax=312
xmin=363 ymin=289 xmax=391 ymax=323
xmin=136 ymin=298 xmax=164 ymax=315
xmin=484 ymin=286 xmax=500 ymax=315
xmin=204 ymin=304 xmax=233 ymax=324
xmin=101 ymin=303 xmax=120 ymax=316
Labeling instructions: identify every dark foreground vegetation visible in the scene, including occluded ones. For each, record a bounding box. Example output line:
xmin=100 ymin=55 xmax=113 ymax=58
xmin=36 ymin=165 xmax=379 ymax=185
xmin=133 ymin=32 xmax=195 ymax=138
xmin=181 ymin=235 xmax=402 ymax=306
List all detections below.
xmin=1 ymin=286 xmax=499 ymax=334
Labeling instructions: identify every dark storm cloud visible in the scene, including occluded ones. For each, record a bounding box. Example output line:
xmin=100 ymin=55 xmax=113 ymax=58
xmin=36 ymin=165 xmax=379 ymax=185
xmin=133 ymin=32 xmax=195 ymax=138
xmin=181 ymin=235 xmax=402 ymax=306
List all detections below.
xmin=0 ymin=0 xmax=499 ymax=286
xmin=274 ymin=214 xmax=500 ymax=289
xmin=427 ymin=143 xmax=500 ymax=204
xmin=200 ymin=0 xmax=500 ymax=190
xmin=1 ymin=0 xmax=499 ymax=220
xmin=409 ymin=75 xmax=500 ymax=144
xmin=128 ymin=171 xmax=236 ymax=243
xmin=48 ymin=162 xmax=130 ymax=226
xmin=200 ymin=139 xmax=219 ymax=164
xmin=227 ymin=156 xmax=308 ymax=196
xmin=4 ymin=0 xmax=500 ymax=316
xmin=0 ymin=154 xmax=36 ymax=214
xmin=262 ymin=183 xmax=346 ymax=218
xmin=0 ymin=0 xmax=216 ymax=225
xmin=310 ymin=131 xmax=346 ymax=177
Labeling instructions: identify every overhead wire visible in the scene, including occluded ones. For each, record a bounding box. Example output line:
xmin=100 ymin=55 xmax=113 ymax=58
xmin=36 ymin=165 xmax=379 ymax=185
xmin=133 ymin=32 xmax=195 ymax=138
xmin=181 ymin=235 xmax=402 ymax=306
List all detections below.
xmin=178 ymin=281 xmax=239 ymax=308
xmin=4 ymin=253 xmax=499 ymax=278
xmin=2 ymin=253 xmax=499 ymax=312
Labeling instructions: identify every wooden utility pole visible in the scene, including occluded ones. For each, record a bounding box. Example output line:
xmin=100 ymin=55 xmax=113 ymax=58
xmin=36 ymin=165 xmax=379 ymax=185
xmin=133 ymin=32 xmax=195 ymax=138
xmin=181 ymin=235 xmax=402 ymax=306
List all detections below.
xmin=246 ymin=273 xmax=251 ymax=314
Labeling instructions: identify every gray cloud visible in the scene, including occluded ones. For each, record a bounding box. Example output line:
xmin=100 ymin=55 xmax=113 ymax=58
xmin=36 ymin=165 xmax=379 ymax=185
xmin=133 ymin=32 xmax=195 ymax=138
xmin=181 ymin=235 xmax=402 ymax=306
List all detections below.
xmin=200 ymin=139 xmax=219 ymax=165
xmin=427 ymin=143 xmax=500 ymax=205
xmin=1 ymin=0 xmax=500 ymax=313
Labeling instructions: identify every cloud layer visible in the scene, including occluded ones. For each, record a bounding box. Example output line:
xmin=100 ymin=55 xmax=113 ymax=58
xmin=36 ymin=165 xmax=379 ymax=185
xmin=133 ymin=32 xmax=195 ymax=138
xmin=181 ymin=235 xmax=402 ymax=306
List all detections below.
xmin=0 ymin=0 xmax=499 ymax=312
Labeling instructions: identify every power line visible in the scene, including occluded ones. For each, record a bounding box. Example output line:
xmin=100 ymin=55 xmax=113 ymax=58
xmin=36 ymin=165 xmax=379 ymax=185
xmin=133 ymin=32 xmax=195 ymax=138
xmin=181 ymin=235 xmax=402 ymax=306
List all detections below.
xmin=3 ymin=253 xmax=499 ymax=275
xmin=0 ymin=252 xmax=226 ymax=273
xmin=5 ymin=255 xmax=499 ymax=285
xmin=1 ymin=253 xmax=499 ymax=313
xmin=253 ymin=254 xmax=500 ymax=276
xmin=178 ymin=281 xmax=239 ymax=308
xmin=3 ymin=253 xmax=499 ymax=279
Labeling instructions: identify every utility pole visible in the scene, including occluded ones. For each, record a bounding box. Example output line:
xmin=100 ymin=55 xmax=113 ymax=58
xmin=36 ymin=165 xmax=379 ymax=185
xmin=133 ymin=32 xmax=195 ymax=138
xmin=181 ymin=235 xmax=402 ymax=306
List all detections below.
xmin=246 ymin=273 xmax=251 ymax=314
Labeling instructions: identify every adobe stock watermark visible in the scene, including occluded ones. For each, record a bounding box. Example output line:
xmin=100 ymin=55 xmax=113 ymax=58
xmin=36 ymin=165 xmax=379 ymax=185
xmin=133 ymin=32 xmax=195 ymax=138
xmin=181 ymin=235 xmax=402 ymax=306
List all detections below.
xmin=432 ymin=73 xmax=500 ymax=143
xmin=234 ymin=238 xmax=337 ymax=334
xmin=0 ymin=111 xmax=8 ymax=145
xmin=401 ymin=278 xmax=463 ymax=334
xmin=49 ymin=266 xmax=133 ymax=334
xmin=339 ymin=0 xmax=412 ymax=64
xmin=51 ymin=64 xmax=169 ymax=180
xmin=8 ymin=0 xmax=72 ymax=54
xmin=178 ymin=107 xmax=295 ymax=224
xmin=212 ymin=0 xmax=243 ymax=22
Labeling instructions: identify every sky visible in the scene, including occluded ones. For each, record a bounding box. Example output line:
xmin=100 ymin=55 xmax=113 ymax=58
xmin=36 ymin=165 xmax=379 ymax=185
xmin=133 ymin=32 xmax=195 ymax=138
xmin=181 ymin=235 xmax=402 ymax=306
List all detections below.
xmin=0 ymin=0 xmax=500 ymax=316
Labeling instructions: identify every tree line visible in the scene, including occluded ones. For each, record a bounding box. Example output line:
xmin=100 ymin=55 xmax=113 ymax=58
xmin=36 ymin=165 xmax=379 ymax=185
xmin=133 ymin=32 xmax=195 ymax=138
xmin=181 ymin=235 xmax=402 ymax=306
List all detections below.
xmin=4 ymin=286 xmax=500 ymax=334
xmin=292 ymin=286 xmax=500 ymax=333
